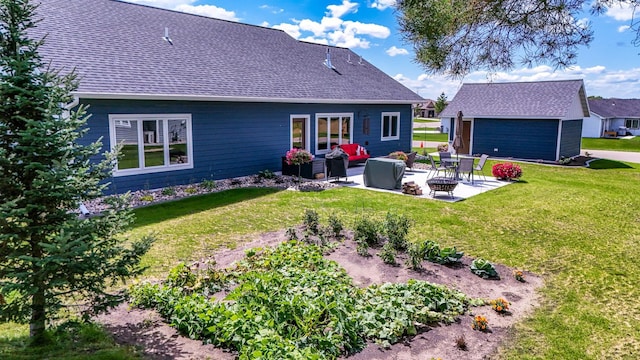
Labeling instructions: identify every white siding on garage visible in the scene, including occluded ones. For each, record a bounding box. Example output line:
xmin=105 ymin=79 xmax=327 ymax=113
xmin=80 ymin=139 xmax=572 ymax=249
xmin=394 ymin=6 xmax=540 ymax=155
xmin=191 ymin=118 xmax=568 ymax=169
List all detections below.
xmin=582 ymin=114 xmax=604 ymax=138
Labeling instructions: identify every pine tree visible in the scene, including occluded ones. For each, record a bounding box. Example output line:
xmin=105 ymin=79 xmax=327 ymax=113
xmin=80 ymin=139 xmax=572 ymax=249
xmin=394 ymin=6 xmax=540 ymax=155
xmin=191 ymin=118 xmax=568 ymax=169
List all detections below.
xmin=434 ymin=92 xmax=447 ymax=115
xmin=0 ymin=0 xmax=153 ymax=343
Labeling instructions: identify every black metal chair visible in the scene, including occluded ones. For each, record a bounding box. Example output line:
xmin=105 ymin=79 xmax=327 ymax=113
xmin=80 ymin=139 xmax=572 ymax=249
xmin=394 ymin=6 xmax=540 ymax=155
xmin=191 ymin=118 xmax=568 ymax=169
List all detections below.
xmin=427 ymin=155 xmax=449 ymax=178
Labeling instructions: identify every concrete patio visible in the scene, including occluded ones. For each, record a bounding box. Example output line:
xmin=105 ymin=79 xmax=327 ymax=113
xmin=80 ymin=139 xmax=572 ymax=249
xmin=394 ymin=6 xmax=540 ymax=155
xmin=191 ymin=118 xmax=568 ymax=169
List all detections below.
xmin=326 ymin=162 xmax=512 ymax=202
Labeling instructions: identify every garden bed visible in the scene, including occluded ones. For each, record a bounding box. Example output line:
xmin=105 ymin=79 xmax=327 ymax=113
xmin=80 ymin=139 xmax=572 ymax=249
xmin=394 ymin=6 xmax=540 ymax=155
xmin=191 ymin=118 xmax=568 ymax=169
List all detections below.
xmin=97 ymin=228 xmax=543 ymax=360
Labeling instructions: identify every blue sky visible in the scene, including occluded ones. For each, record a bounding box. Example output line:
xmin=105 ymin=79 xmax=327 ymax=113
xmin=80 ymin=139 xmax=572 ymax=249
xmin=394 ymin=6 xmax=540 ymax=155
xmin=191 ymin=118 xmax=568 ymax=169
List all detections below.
xmin=125 ymin=0 xmax=640 ymax=100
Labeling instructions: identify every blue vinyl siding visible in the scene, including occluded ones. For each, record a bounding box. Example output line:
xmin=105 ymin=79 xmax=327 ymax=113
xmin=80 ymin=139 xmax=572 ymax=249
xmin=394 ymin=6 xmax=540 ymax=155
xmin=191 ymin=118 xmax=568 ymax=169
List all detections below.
xmin=79 ymin=99 xmax=412 ymax=193
xmin=473 ymin=118 xmax=559 ymax=161
xmin=559 ymin=119 xmax=582 ymax=158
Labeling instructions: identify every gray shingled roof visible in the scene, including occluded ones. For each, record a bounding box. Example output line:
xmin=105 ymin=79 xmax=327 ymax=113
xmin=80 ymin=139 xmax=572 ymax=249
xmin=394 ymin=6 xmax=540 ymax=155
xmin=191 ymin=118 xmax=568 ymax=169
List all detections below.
xmin=588 ymin=98 xmax=640 ymax=118
xmin=440 ymin=80 xmax=589 ymax=118
xmin=30 ymin=0 xmax=422 ymax=103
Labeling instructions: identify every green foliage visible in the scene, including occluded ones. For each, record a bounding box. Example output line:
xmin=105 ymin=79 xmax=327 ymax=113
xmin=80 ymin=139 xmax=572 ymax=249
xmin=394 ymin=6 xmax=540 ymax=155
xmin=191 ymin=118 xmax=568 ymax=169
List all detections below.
xmin=165 ymin=263 xmax=196 ymax=288
xmin=327 ymin=214 xmax=343 ymax=238
xmin=420 ymin=240 xmax=464 ymax=265
xmin=378 ymin=243 xmax=396 ymax=265
xmin=257 ymin=169 xmax=276 ymax=179
xmin=130 ymin=241 xmax=477 ymax=358
xmin=384 ymin=212 xmax=411 ymax=251
xmin=353 ymin=216 xmax=382 ymax=246
xmin=470 ymin=258 xmax=499 ymax=279
xmin=303 ymin=209 xmax=320 ymax=235
xmin=184 ymin=186 xmax=198 ymax=194
xmin=434 ymin=92 xmax=447 ymax=115
xmin=356 ymin=239 xmax=370 ymax=257
xmin=200 ymin=179 xmax=216 ymax=190
xmin=0 ymin=1 xmax=153 ymax=341
xmin=285 ymin=227 xmax=298 ymax=241
xmin=356 ymin=280 xmax=476 ymax=348
xmin=406 ymin=241 xmax=427 ymax=270
xmin=396 ymin=0 xmax=597 ymax=77
xmin=139 ymin=194 xmax=154 ymax=202
xmin=161 ymin=187 xmax=176 ymax=196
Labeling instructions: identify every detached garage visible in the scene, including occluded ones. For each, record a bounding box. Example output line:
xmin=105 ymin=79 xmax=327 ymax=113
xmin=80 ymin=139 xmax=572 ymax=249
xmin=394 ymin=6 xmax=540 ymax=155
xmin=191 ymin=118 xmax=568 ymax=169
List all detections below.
xmin=440 ymin=80 xmax=589 ymax=161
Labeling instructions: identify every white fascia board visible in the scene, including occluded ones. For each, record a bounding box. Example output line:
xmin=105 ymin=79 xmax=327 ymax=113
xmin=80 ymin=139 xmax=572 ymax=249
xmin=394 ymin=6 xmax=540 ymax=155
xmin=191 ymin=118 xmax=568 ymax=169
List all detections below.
xmin=469 ymin=115 xmax=561 ymax=120
xmin=74 ymin=92 xmax=418 ymax=105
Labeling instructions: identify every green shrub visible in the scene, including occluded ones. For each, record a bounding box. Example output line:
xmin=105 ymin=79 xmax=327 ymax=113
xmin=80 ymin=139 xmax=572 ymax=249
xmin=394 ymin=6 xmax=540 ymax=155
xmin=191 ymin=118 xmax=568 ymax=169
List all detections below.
xmin=378 ymin=242 xmax=396 ymax=265
xmin=356 ymin=239 xmax=370 ymax=257
xmin=470 ymin=258 xmax=499 ymax=279
xmin=257 ymin=169 xmax=276 ymax=179
xmin=303 ymin=209 xmax=320 ymax=235
xmin=166 ymin=263 xmax=196 ymax=288
xmin=185 ymin=186 xmax=198 ymax=194
xmin=353 ymin=216 xmax=381 ymax=246
xmin=384 ymin=212 xmax=411 ymax=251
xmin=328 ymin=214 xmax=344 ymax=238
xmin=161 ymin=187 xmax=176 ymax=196
xmin=200 ymin=179 xmax=216 ymax=190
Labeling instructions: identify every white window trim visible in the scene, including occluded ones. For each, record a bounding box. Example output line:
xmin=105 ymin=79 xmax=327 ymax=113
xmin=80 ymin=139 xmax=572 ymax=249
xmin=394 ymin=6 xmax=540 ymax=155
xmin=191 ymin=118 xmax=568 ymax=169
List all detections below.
xmin=109 ymin=113 xmax=193 ymax=177
xmin=290 ymin=114 xmax=311 ymax=151
xmin=381 ymin=112 xmax=400 ymax=141
xmin=315 ymin=112 xmax=354 ymax=154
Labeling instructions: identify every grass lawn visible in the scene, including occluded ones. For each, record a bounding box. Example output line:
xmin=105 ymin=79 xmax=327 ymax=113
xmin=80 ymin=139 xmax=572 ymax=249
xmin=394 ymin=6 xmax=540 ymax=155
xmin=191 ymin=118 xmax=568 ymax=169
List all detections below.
xmin=582 ymin=137 xmax=640 ymax=152
xmin=413 ymin=132 xmax=448 ymax=142
xmin=4 ymin=160 xmax=640 ymax=358
xmin=413 ymin=117 xmax=440 ymax=123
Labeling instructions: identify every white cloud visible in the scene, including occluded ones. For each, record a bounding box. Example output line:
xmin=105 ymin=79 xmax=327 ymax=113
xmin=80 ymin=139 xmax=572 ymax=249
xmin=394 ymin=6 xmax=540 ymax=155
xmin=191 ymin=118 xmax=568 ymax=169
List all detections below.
xmin=605 ymin=3 xmax=635 ymax=21
xmin=371 ymin=0 xmax=396 ymax=10
xmin=273 ymin=23 xmax=301 ymax=38
xmin=394 ymin=65 xmax=640 ymax=101
xmin=619 ymin=25 xmax=631 ymax=32
xmin=174 ymin=4 xmax=239 ymax=21
xmin=270 ymin=3 xmax=389 ymax=49
xmin=327 ymin=0 xmax=359 ymax=18
xmin=342 ymin=21 xmax=390 ymax=38
xmin=260 ymin=21 xmax=270 ymax=27
xmin=386 ymin=46 xmax=409 ymax=56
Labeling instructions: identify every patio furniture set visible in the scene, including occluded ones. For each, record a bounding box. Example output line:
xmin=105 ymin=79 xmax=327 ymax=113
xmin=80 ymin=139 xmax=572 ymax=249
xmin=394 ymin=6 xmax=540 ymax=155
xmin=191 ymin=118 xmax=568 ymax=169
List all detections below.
xmin=426 ymin=153 xmax=489 ymax=198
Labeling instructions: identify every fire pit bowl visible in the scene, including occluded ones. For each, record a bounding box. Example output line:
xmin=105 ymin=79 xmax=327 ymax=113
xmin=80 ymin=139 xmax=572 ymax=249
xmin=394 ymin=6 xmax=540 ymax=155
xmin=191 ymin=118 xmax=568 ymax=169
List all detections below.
xmin=426 ymin=177 xmax=458 ymax=198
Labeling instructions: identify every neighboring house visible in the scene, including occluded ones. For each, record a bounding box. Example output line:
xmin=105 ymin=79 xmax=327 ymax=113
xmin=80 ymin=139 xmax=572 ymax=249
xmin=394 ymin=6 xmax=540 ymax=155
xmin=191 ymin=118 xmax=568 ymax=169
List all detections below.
xmin=584 ymin=98 xmax=640 ymax=137
xmin=439 ymin=80 xmax=589 ymax=161
xmin=414 ymin=100 xmax=436 ymax=118
xmin=31 ymin=0 xmax=423 ymax=194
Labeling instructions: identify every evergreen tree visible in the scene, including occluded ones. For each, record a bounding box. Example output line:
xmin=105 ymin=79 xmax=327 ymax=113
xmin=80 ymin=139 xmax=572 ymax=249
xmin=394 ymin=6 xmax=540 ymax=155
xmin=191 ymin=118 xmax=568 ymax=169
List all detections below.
xmin=434 ymin=92 xmax=447 ymax=115
xmin=395 ymin=0 xmax=635 ymax=77
xmin=0 ymin=0 xmax=153 ymax=343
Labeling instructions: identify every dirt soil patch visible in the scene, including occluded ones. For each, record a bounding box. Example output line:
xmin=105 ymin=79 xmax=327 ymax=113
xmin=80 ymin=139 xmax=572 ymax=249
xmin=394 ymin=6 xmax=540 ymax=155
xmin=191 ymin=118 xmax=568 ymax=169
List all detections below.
xmin=97 ymin=230 xmax=543 ymax=360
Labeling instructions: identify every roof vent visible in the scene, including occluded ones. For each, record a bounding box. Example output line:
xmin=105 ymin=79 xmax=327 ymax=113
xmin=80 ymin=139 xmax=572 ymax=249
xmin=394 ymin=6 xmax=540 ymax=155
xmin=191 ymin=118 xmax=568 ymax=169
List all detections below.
xmin=358 ymin=55 xmax=364 ymax=65
xmin=324 ymin=48 xmax=334 ymax=69
xmin=347 ymin=53 xmax=353 ymax=64
xmin=163 ymin=27 xmax=173 ymax=45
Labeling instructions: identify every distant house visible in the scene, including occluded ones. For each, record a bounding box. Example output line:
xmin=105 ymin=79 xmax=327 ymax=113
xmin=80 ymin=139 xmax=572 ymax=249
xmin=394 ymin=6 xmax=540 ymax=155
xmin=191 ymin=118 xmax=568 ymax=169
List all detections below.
xmin=584 ymin=98 xmax=640 ymax=137
xmin=31 ymin=0 xmax=423 ymax=194
xmin=414 ymin=100 xmax=436 ymax=118
xmin=440 ymin=80 xmax=589 ymax=161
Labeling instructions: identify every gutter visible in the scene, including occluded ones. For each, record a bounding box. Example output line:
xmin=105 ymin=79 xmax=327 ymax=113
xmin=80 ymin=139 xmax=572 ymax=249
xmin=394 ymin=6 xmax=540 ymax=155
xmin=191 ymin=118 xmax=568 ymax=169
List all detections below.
xmin=72 ymin=92 xmax=420 ymax=105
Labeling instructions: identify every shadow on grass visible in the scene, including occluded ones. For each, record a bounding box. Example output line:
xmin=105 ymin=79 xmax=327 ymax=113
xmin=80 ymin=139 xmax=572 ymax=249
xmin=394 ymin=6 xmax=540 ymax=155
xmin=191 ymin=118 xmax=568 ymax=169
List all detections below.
xmin=131 ymin=187 xmax=282 ymax=228
xmin=588 ymin=159 xmax=634 ymax=169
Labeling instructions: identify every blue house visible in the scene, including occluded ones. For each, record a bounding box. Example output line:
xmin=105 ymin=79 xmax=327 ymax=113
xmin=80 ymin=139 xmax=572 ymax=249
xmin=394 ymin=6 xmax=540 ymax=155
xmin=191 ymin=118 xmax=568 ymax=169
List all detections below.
xmin=439 ymin=80 xmax=589 ymax=161
xmin=32 ymin=0 xmax=423 ymax=193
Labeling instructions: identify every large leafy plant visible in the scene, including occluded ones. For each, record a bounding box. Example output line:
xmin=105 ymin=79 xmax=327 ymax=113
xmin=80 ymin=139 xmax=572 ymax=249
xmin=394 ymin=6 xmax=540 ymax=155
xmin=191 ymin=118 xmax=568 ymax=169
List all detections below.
xmin=470 ymin=258 xmax=500 ymax=279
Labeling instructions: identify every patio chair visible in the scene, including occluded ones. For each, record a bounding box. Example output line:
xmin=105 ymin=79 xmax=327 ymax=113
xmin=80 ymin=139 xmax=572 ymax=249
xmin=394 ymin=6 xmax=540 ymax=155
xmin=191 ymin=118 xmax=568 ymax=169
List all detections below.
xmin=427 ymin=155 xmax=449 ymax=178
xmin=457 ymin=157 xmax=475 ymax=183
xmin=439 ymin=151 xmax=456 ymax=171
xmin=405 ymin=151 xmax=417 ymax=171
xmin=472 ymin=154 xmax=489 ymax=182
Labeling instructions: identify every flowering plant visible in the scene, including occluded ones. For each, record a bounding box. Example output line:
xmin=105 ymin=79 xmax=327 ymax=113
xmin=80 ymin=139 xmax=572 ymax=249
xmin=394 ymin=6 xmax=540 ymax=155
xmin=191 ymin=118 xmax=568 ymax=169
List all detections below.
xmin=285 ymin=148 xmax=313 ymax=166
xmin=471 ymin=315 xmax=488 ymax=331
xmin=490 ymin=297 xmax=510 ymax=313
xmin=513 ymin=269 xmax=525 ymax=282
xmin=491 ymin=162 xmax=522 ymax=180
xmin=388 ymin=151 xmax=408 ymax=161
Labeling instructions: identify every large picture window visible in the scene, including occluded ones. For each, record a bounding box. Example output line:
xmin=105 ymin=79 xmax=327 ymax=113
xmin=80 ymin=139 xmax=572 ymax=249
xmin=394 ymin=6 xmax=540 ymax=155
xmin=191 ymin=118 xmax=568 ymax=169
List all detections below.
xmin=381 ymin=112 xmax=400 ymax=141
xmin=625 ymin=118 xmax=639 ymax=129
xmin=109 ymin=114 xmax=193 ymax=176
xmin=315 ymin=113 xmax=353 ymax=153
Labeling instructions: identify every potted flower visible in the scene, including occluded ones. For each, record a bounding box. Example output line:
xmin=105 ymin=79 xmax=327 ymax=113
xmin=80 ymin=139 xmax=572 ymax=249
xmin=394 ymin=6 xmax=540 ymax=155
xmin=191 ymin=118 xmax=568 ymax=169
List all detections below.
xmin=388 ymin=151 xmax=408 ymax=162
xmin=491 ymin=162 xmax=522 ymax=181
xmin=285 ymin=148 xmax=313 ymax=183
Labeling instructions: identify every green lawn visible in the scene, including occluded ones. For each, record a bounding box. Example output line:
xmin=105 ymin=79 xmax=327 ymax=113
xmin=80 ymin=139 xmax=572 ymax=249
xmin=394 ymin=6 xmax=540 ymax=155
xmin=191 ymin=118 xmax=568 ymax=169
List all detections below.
xmin=413 ymin=117 xmax=440 ymax=123
xmin=582 ymin=137 xmax=640 ymax=152
xmin=4 ymin=160 xmax=640 ymax=359
xmin=413 ymin=132 xmax=448 ymax=142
